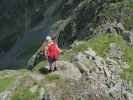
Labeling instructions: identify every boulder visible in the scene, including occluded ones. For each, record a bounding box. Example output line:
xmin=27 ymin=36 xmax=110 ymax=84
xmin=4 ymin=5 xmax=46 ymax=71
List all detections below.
xmin=30 ymin=85 xmax=38 ymax=93
xmin=72 ymin=51 xmax=98 ymax=75
xmin=118 ymin=60 xmax=130 ymax=69
xmin=107 ymin=81 xmax=129 ymax=100
xmin=126 ymin=92 xmax=133 ymax=100
xmin=51 ymin=61 xmax=82 ymax=80
xmin=123 ymin=31 xmax=133 ymax=47
xmin=115 ymin=22 xmax=125 ymax=33
xmin=72 ymin=52 xmax=87 ymax=62
xmin=74 ymin=62 xmax=90 ymax=74
xmin=101 ymin=23 xmax=117 ymax=35
xmin=40 ymin=88 xmax=47 ymax=100
xmin=94 ymin=56 xmax=106 ymax=69
xmin=0 ymin=91 xmax=11 ymax=100
xmin=84 ymin=48 xmax=96 ymax=59
xmin=108 ymin=43 xmax=123 ymax=59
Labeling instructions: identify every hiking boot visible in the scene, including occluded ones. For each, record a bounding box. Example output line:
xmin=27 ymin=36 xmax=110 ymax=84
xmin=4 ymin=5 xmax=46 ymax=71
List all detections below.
xmin=54 ymin=67 xmax=57 ymax=71
xmin=48 ymin=69 xmax=52 ymax=72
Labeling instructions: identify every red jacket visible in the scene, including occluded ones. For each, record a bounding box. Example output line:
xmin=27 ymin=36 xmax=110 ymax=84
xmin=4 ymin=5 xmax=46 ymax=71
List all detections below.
xmin=47 ymin=41 xmax=61 ymax=59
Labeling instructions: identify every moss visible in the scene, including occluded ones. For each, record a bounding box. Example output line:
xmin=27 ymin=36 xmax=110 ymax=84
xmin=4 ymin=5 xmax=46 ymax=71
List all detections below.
xmin=71 ymin=34 xmax=125 ymax=57
xmin=0 ymin=78 xmax=14 ymax=93
xmin=45 ymin=74 xmax=62 ymax=81
xmin=121 ymin=48 xmax=133 ymax=84
xmin=60 ymin=49 xmax=74 ymax=61
xmin=11 ymin=88 xmax=39 ymax=100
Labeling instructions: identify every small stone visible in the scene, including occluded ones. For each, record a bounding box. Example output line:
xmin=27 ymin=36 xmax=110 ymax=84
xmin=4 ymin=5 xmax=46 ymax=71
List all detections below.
xmin=30 ymin=85 xmax=38 ymax=93
xmin=84 ymin=48 xmax=96 ymax=59
xmin=108 ymin=43 xmax=123 ymax=59
xmin=40 ymin=88 xmax=45 ymax=99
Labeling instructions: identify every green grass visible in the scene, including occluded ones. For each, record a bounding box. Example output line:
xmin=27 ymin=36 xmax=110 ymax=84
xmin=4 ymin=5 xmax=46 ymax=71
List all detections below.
xmin=60 ymin=49 xmax=74 ymax=61
xmin=33 ymin=60 xmax=47 ymax=72
xmin=61 ymin=33 xmax=132 ymax=61
xmin=72 ymin=34 xmax=126 ymax=57
xmin=11 ymin=88 xmax=39 ymax=100
xmin=45 ymin=74 xmax=62 ymax=81
xmin=0 ymin=78 xmax=14 ymax=93
xmin=121 ymin=48 xmax=133 ymax=83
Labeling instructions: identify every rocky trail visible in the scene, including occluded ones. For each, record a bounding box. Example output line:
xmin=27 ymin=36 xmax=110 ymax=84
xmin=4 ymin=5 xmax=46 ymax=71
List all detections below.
xmin=0 ymin=43 xmax=133 ymax=100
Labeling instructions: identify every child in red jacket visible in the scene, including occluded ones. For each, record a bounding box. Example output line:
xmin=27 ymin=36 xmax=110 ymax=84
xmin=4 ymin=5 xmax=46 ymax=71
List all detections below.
xmin=45 ymin=36 xmax=61 ymax=72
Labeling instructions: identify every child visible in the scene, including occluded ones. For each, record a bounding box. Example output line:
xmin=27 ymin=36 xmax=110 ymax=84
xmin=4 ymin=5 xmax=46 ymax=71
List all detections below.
xmin=45 ymin=36 xmax=61 ymax=72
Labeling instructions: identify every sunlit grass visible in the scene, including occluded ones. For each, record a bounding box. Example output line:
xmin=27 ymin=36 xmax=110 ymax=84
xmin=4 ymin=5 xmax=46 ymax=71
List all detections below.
xmin=0 ymin=78 xmax=14 ymax=93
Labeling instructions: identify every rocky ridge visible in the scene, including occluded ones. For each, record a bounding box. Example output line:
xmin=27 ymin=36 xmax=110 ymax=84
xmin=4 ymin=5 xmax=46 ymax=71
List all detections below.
xmin=0 ymin=43 xmax=133 ymax=100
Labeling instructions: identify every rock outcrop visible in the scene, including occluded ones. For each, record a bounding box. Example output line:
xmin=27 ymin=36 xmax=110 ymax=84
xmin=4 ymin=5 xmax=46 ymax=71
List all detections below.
xmin=39 ymin=46 xmax=132 ymax=100
xmin=1 ymin=45 xmax=132 ymax=100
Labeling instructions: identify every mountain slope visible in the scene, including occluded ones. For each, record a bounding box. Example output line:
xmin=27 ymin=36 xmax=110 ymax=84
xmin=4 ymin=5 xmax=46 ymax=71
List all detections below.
xmin=0 ymin=34 xmax=133 ymax=100
xmin=0 ymin=0 xmax=132 ymax=68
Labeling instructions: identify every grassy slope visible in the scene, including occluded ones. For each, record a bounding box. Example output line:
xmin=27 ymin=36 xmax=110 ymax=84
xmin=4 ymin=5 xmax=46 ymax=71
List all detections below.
xmin=11 ymin=88 xmax=40 ymax=100
xmin=60 ymin=33 xmax=133 ymax=83
xmin=0 ymin=78 xmax=14 ymax=93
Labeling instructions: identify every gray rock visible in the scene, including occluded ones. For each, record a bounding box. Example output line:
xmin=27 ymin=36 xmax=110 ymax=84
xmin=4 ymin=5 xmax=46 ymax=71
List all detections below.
xmin=115 ymin=22 xmax=125 ymax=33
xmin=108 ymin=43 xmax=123 ymax=59
xmin=126 ymin=92 xmax=133 ymax=100
xmin=123 ymin=31 xmax=133 ymax=47
xmin=103 ymin=67 xmax=111 ymax=78
xmin=74 ymin=62 xmax=90 ymax=75
xmin=42 ymin=93 xmax=51 ymax=100
xmin=101 ymin=23 xmax=117 ymax=34
xmin=0 ymin=91 xmax=11 ymax=100
xmin=84 ymin=48 xmax=96 ymax=59
xmin=51 ymin=61 xmax=82 ymax=80
xmin=30 ymin=73 xmax=44 ymax=81
xmin=72 ymin=52 xmax=87 ymax=62
xmin=40 ymin=88 xmax=46 ymax=100
xmin=118 ymin=60 xmax=130 ymax=69
xmin=30 ymin=85 xmax=38 ymax=93
xmin=94 ymin=56 xmax=106 ymax=69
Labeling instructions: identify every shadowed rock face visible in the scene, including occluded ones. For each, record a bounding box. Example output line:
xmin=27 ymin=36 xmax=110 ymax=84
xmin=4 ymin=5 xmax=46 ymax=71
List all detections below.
xmin=0 ymin=0 xmax=65 ymax=67
xmin=0 ymin=0 xmax=132 ymax=68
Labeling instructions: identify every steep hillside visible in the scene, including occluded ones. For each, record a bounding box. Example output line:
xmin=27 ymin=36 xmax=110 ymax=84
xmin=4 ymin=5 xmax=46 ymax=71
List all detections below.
xmin=0 ymin=0 xmax=133 ymax=100
xmin=0 ymin=0 xmax=132 ymax=68
xmin=0 ymin=34 xmax=133 ymax=100
xmin=0 ymin=0 xmax=66 ymax=68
